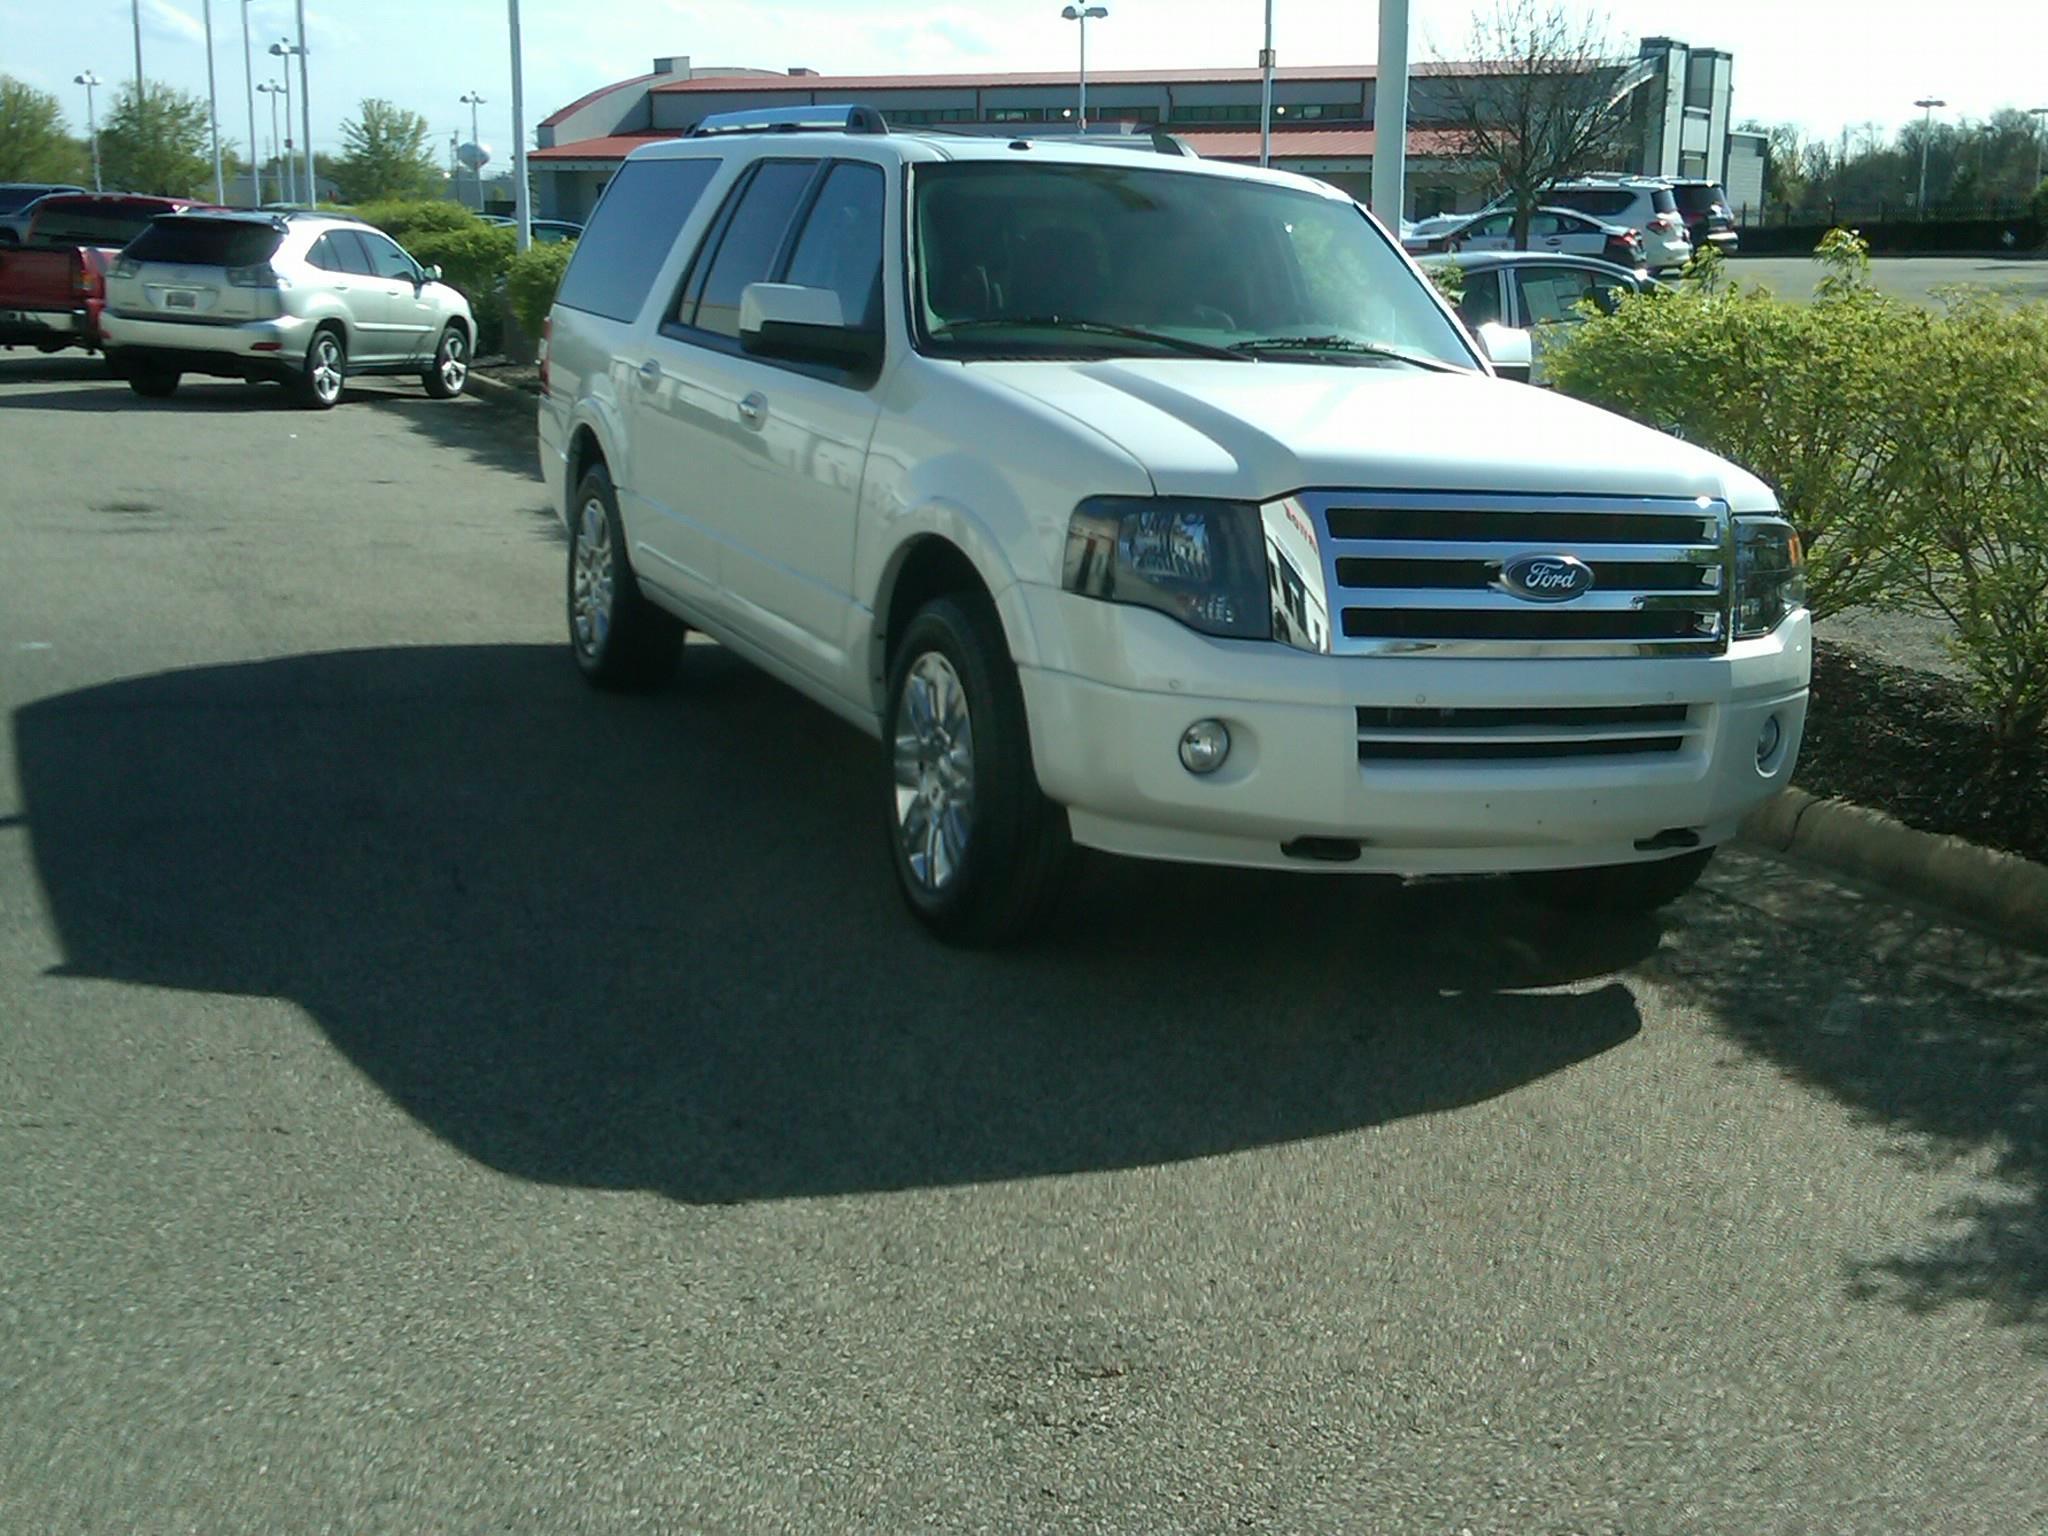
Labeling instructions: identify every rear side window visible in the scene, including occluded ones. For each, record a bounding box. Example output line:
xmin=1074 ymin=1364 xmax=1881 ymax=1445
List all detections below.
xmin=1548 ymin=188 xmax=1631 ymax=218
xmin=554 ymin=157 xmax=720 ymax=323
xmin=125 ymin=219 xmax=282 ymax=267
xmin=27 ymin=201 xmax=163 ymax=247
xmin=781 ymin=162 xmax=885 ymax=331
xmin=309 ymin=230 xmax=376 ymax=276
xmin=1648 ymin=188 xmax=1679 ymax=215
xmin=684 ymin=161 xmax=819 ymax=338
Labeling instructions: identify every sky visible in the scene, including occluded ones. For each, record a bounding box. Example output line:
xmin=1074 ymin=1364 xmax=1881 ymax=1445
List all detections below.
xmin=1 ymin=0 xmax=2042 ymax=165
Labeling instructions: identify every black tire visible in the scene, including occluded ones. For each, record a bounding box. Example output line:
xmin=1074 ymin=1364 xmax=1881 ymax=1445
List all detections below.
xmin=127 ymin=367 xmax=180 ymax=399
xmin=293 ymin=325 xmax=345 ymax=410
xmin=1513 ymin=848 xmax=1714 ymax=913
xmin=566 ymin=462 xmax=682 ymax=690
xmin=421 ymin=323 xmax=469 ymax=400
xmin=884 ymin=594 xmax=1071 ymax=947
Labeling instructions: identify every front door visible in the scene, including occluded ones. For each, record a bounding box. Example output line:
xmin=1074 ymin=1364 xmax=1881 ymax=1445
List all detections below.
xmin=353 ymin=229 xmax=437 ymax=363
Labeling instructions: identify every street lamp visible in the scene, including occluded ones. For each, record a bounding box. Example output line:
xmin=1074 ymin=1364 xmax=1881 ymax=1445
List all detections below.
xmin=241 ymin=1 xmax=261 ymax=206
xmin=1059 ymin=5 xmax=1107 ymax=132
xmin=74 ymin=72 xmax=103 ymax=192
xmin=1913 ymin=96 xmax=1945 ymax=217
xmin=1258 ymin=1 xmax=1275 ymax=167
xmin=268 ymin=43 xmax=299 ymax=204
xmin=509 ymin=0 xmax=531 ymax=251
xmin=460 ymin=91 xmax=487 ymax=208
xmin=1371 ymin=0 xmax=1411 ymax=226
xmin=130 ymin=1 xmax=144 ymax=97
xmin=257 ymin=79 xmax=291 ymax=205
xmin=201 ymin=0 xmax=226 ymax=204
xmin=2029 ymin=107 xmax=2048 ymax=192
xmin=292 ymin=2 xmax=312 ymax=210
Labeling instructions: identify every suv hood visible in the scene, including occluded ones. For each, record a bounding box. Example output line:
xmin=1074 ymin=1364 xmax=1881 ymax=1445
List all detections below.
xmin=971 ymin=358 xmax=1768 ymax=506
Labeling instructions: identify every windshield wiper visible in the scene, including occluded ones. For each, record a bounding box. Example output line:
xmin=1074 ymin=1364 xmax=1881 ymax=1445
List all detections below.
xmin=930 ymin=316 xmax=1250 ymax=361
xmin=1228 ymin=335 xmax=1467 ymax=372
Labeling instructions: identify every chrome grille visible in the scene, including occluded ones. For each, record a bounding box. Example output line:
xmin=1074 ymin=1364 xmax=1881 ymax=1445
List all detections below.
xmin=1355 ymin=703 xmax=1703 ymax=762
xmin=1295 ymin=490 xmax=1731 ymax=658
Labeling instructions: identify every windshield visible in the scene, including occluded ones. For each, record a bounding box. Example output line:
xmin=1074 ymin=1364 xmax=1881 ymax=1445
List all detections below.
xmin=911 ymin=161 xmax=1478 ymax=369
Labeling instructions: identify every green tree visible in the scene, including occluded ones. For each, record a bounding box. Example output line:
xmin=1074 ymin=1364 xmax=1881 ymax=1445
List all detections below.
xmin=0 ymin=75 xmax=85 ymax=182
xmin=333 ymin=99 xmax=442 ymax=203
xmin=99 ymin=82 xmax=211 ymax=196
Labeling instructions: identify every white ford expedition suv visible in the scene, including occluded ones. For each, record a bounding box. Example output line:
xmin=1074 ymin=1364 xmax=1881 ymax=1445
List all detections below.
xmin=537 ymin=107 xmax=1809 ymax=945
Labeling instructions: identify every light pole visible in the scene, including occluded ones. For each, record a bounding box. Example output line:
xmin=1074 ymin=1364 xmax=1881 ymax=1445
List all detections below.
xmin=130 ymin=0 xmax=144 ymax=98
xmin=1371 ymin=0 xmax=1411 ymax=226
xmin=293 ymin=1 xmax=313 ymax=208
xmin=2030 ymin=107 xmax=2048 ymax=192
xmin=461 ymin=91 xmax=487 ymax=208
xmin=257 ymin=82 xmax=285 ymax=203
xmin=1258 ymin=1 xmax=1275 ymax=167
xmin=1913 ymin=96 xmax=1944 ymax=217
xmin=1060 ymin=5 xmax=1107 ymax=132
xmin=201 ymin=0 xmax=226 ymax=204
xmin=242 ymin=1 xmax=261 ymax=205
xmin=74 ymin=72 xmax=103 ymax=192
xmin=261 ymin=62 xmax=294 ymax=204
xmin=509 ymin=0 xmax=531 ymax=250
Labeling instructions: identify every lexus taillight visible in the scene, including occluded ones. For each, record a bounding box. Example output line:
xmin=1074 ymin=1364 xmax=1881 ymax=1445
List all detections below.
xmin=538 ymin=314 xmax=551 ymax=396
xmin=113 ymin=256 xmax=140 ymax=279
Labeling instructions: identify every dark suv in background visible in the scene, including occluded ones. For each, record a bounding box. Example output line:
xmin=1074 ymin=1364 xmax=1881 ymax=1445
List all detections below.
xmin=1668 ymin=179 xmax=1739 ymax=255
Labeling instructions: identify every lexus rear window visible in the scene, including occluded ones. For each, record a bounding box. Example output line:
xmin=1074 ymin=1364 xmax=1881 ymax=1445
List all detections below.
xmin=1672 ymin=185 xmax=1725 ymax=213
xmin=125 ymin=220 xmax=283 ymax=267
xmin=554 ymin=157 xmax=720 ymax=323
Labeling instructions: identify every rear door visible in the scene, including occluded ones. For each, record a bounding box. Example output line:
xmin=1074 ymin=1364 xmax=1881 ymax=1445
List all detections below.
xmin=308 ymin=230 xmax=395 ymax=361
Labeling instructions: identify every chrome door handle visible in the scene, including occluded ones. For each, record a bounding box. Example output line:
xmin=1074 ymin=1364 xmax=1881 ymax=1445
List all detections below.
xmin=638 ymin=358 xmax=662 ymax=386
xmin=738 ymin=391 xmax=767 ymax=428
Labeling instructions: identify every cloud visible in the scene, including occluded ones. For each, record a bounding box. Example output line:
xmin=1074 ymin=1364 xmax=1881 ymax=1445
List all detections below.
xmin=138 ymin=0 xmax=206 ymax=45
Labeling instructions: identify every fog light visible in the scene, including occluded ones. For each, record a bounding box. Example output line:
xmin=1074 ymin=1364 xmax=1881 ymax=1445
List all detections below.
xmin=1179 ymin=718 xmax=1231 ymax=774
xmin=1757 ymin=714 xmax=1783 ymax=766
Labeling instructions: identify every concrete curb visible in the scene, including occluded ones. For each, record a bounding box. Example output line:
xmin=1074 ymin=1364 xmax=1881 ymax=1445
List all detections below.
xmin=466 ymin=370 xmax=537 ymax=410
xmin=1740 ymin=787 xmax=2048 ymax=946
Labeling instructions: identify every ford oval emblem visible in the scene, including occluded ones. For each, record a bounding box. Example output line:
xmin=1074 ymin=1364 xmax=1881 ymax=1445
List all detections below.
xmin=1500 ymin=553 xmax=1595 ymax=603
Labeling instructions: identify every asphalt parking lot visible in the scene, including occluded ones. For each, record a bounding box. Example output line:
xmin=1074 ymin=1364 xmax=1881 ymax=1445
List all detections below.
xmin=1727 ymin=253 xmax=2048 ymax=307
xmin=2 ymin=356 xmax=2045 ymax=1534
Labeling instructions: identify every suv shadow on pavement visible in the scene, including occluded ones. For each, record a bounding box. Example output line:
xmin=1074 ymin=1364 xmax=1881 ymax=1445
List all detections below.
xmin=14 ymin=643 xmax=1655 ymax=1205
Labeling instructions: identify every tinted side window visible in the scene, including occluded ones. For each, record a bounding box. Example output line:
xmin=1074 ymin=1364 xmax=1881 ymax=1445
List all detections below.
xmin=782 ymin=163 xmax=885 ymax=331
xmin=688 ymin=161 xmax=819 ymax=339
xmin=1455 ymin=269 xmax=1503 ymax=329
xmin=356 ymin=230 xmax=418 ymax=281
xmin=322 ymin=229 xmax=376 ymax=276
xmin=554 ymin=157 xmax=720 ymax=323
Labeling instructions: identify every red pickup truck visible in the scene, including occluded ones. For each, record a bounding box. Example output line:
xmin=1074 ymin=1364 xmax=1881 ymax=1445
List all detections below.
xmin=0 ymin=194 xmax=205 ymax=355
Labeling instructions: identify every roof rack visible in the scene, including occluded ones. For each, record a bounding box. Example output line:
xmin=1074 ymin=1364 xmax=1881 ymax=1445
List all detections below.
xmin=912 ymin=124 xmax=1196 ymax=157
xmin=689 ymin=104 xmax=888 ymax=138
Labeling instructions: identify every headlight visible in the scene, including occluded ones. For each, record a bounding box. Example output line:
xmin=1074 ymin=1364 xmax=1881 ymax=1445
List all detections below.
xmin=1734 ymin=517 xmax=1805 ymax=638
xmin=1063 ymin=496 xmax=1270 ymax=639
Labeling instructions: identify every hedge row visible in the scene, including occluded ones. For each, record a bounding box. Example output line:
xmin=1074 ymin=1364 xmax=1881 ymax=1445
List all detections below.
xmin=1545 ymin=234 xmax=2048 ymax=750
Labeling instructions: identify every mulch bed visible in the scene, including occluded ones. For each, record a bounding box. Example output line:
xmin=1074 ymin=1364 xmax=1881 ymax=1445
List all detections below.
xmin=1797 ymin=640 xmax=2048 ymax=866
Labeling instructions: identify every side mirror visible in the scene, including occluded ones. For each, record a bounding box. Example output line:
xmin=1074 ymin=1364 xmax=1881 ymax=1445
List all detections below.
xmin=739 ymin=282 xmax=881 ymax=369
xmin=421 ymin=263 xmax=442 ymax=285
xmin=1475 ymin=321 xmax=1533 ymax=383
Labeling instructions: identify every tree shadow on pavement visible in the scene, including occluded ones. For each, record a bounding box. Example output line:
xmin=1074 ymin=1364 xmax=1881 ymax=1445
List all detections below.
xmin=15 ymin=644 xmax=1653 ymax=1204
xmin=1650 ymin=886 xmax=2048 ymax=1352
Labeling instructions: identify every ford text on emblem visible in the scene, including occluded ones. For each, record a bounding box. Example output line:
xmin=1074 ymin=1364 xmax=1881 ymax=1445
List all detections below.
xmin=1499 ymin=554 xmax=1595 ymax=603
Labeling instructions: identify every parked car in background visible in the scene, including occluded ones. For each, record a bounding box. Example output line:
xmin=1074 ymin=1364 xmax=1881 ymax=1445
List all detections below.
xmin=1427 ymin=251 xmax=1659 ymax=385
xmin=100 ymin=211 xmax=475 ymax=407
xmin=480 ymin=215 xmax=584 ymax=243
xmin=0 ymin=194 xmax=203 ymax=355
xmin=1425 ymin=206 xmax=1646 ymax=271
xmin=1541 ymin=176 xmax=1692 ymax=271
xmin=1668 ymin=178 xmax=1739 ymax=255
xmin=0 ymin=184 xmax=90 ymax=245
xmin=1401 ymin=209 xmax=1475 ymax=251
xmin=538 ymin=109 xmax=1808 ymax=945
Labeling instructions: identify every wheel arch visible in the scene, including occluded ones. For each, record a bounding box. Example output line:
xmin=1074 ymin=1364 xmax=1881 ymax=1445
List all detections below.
xmin=869 ymin=520 xmax=1034 ymax=718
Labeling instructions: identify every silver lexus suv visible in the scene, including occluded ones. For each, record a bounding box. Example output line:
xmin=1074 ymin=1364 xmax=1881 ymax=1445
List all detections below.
xmin=100 ymin=211 xmax=475 ymax=408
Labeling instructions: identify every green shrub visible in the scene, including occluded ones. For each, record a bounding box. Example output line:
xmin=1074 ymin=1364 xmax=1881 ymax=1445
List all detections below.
xmin=1542 ymin=230 xmax=1919 ymax=619
xmin=351 ymin=198 xmax=482 ymax=244
xmin=400 ymin=221 xmax=516 ymax=305
xmin=506 ymin=239 xmax=576 ymax=338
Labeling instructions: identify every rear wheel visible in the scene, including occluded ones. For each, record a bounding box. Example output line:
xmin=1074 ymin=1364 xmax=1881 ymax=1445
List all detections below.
xmin=1513 ymin=848 xmax=1714 ymax=913
xmin=422 ymin=324 xmax=468 ymax=399
xmin=127 ymin=367 xmax=180 ymax=399
xmin=566 ymin=463 xmax=682 ymax=690
xmin=885 ymin=595 xmax=1071 ymax=946
xmin=294 ymin=327 xmax=345 ymax=410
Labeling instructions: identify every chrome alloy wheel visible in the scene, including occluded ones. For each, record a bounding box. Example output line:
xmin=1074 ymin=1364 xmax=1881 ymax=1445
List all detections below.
xmin=571 ymin=497 xmax=615 ymax=657
xmin=309 ymin=331 xmax=344 ymax=403
xmin=437 ymin=330 xmax=468 ymax=392
xmin=892 ymin=652 xmax=976 ymax=893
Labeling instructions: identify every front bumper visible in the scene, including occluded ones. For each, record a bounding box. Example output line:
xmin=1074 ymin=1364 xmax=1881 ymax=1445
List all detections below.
xmin=99 ymin=311 xmax=316 ymax=380
xmin=1013 ymin=586 xmax=1811 ymax=876
xmin=0 ymin=304 xmax=97 ymax=350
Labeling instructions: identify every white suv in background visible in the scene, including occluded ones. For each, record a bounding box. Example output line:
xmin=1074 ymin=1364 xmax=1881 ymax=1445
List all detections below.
xmin=537 ymin=108 xmax=1809 ymax=945
xmin=100 ymin=211 xmax=475 ymax=407
xmin=1542 ymin=177 xmax=1695 ymax=272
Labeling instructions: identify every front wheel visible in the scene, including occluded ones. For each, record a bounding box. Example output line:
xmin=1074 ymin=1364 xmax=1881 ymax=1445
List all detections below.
xmin=1513 ymin=848 xmax=1714 ymax=913
xmin=422 ymin=324 xmax=468 ymax=399
xmin=885 ymin=596 xmax=1071 ymax=947
xmin=293 ymin=327 xmax=345 ymax=410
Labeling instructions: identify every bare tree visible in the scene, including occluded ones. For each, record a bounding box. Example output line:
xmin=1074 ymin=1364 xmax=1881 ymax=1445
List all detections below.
xmin=1431 ymin=2 xmax=1639 ymax=247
